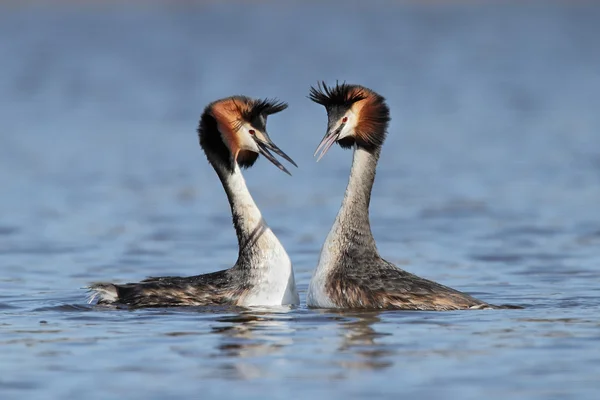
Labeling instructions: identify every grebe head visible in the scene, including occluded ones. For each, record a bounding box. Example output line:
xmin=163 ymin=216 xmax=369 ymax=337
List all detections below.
xmin=198 ymin=96 xmax=297 ymax=174
xmin=309 ymin=82 xmax=390 ymax=160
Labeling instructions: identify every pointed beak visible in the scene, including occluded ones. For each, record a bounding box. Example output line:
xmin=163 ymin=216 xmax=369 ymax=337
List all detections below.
xmin=254 ymin=132 xmax=298 ymax=175
xmin=314 ymin=123 xmax=344 ymax=162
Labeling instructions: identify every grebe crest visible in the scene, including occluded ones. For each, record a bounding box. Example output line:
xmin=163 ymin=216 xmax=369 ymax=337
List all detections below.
xmin=88 ymin=96 xmax=299 ymax=308
xmin=309 ymin=81 xmax=390 ymax=158
xmin=200 ymin=96 xmax=295 ymax=173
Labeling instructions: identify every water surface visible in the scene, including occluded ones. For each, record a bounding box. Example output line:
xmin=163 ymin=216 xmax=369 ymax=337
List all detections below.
xmin=1 ymin=1 xmax=600 ymax=399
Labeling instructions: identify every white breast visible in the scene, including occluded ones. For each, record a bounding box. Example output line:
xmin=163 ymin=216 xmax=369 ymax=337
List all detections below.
xmin=239 ymin=231 xmax=299 ymax=307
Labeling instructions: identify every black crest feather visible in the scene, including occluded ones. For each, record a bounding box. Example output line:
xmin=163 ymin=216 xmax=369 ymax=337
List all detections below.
xmin=308 ymin=81 xmax=367 ymax=108
xmin=241 ymin=98 xmax=288 ymax=122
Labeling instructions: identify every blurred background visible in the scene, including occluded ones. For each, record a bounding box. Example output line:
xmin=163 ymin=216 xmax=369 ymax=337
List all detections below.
xmin=1 ymin=1 xmax=599 ymax=399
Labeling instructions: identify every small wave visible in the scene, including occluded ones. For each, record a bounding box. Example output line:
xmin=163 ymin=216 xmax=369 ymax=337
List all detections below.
xmin=32 ymin=304 xmax=94 ymax=312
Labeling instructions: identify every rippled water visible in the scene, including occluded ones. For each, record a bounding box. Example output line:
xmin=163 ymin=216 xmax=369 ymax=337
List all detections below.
xmin=1 ymin=1 xmax=600 ymax=399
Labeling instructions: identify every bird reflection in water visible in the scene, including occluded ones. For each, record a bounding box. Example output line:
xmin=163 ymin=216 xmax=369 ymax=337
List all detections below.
xmin=206 ymin=309 xmax=397 ymax=379
xmin=334 ymin=312 xmax=395 ymax=371
xmin=210 ymin=308 xmax=296 ymax=379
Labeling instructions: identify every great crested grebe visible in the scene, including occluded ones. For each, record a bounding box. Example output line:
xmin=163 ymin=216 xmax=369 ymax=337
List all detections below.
xmin=88 ymin=96 xmax=299 ymax=308
xmin=306 ymin=82 xmax=516 ymax=311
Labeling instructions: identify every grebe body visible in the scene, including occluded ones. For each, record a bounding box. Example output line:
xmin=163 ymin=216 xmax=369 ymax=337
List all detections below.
xmin=306 ymin=82 xmax=516 ymax=310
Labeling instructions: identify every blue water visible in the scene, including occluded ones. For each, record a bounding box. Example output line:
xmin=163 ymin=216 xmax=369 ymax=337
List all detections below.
xmin=1 ymin=1 xmax=600 ymax=399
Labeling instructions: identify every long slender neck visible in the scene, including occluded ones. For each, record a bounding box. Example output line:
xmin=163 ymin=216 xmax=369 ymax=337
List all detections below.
xmin=331 ymin=145 xmax=380 ymax=255
xmin=209 ymin=156 xmax=271 ymax=264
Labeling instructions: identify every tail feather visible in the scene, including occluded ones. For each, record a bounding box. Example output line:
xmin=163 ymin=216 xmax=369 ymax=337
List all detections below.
xmin=87 ymin=283 xmax=119 ymax=305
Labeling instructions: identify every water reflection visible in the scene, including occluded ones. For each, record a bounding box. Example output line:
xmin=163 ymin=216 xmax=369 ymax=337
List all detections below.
xmin=210 ymin=309 xmax=295 ymax=379
xmin=207 ymin=309 xmax=397 ymax=378
xmin=334 ymin=312 xmax=395 ymax=371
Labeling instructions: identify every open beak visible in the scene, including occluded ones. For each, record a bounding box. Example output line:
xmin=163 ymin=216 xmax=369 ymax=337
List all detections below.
xmin=314 ymin=123 xmax=344 ymax=162
xmin=254 ymin=132 xmax=298 ymax=176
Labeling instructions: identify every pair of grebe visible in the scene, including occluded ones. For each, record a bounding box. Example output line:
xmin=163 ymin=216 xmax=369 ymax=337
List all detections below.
xmin=89 ymin=83 xmax=515 ymax=310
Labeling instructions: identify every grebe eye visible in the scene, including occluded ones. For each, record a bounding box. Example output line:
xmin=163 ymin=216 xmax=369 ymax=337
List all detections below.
xmin=342 ymin=117 xmax=348 ymax=123
xmin=249 ymin=129 xmax=255 ymax=135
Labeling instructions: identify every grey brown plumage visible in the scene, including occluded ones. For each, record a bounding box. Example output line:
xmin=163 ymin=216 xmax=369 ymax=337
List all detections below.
xmin=325 ymin=260 xmax=486 ymax=311
xmin=89 ymin=270 xmax=247 ymax=307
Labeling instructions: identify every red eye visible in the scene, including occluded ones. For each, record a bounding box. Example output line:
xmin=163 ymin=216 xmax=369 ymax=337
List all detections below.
xmin=342 ymin=117 xmax=348 ymax=123
xmin=249 ymin=129 xmax=255 ymax=135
